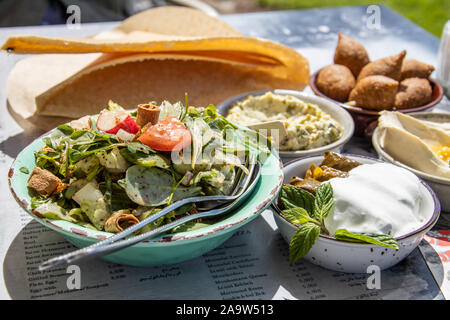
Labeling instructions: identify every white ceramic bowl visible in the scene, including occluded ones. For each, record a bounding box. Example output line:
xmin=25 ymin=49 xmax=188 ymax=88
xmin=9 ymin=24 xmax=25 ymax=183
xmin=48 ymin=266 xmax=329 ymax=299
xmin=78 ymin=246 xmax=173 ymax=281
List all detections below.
xmin=217 ymin=89 xmax=355 ymax=163
xmin=372 ymin=112 xmax=450 ymax=212
xmin=272 ymin=154 xmax=440 ymax=273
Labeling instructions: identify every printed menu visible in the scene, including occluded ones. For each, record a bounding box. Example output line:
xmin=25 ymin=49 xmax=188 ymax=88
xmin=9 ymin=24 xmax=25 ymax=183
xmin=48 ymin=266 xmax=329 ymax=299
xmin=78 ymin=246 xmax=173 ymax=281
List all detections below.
xmin=1 ymin=207 xmax=446 ymax=300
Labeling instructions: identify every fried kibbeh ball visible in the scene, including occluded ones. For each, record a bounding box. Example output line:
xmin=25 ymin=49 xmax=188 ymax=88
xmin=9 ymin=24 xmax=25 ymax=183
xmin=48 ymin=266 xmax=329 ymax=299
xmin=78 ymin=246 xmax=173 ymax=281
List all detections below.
xmin=333 ymin=33 xmax=370 ymax=77
xmin=400 ymin=58 xmax=435 ymax=80
xmin=357 ymin=50 xmax=406 ymax=82
xmin=394 ymin=77 xmax=432 ymax=109
xmin=316 ymin=64 xmax=356 ymax=102
xmin=349 ymin=75 xmax=398 ymax=110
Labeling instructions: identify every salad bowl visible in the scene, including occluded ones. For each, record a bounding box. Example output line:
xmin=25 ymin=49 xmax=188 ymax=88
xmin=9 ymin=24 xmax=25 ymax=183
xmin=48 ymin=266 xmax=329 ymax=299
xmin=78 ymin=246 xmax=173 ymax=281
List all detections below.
xmin=8 ymin=106 xmax=284 ymax=267
xmin=271 ymin=154 xmax=440 ymax=273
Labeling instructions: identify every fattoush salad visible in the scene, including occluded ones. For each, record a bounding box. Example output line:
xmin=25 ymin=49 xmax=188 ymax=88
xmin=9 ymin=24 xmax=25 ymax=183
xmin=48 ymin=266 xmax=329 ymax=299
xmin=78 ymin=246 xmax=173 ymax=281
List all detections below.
xmin=25 ymin=99 xmax=269 ymax=234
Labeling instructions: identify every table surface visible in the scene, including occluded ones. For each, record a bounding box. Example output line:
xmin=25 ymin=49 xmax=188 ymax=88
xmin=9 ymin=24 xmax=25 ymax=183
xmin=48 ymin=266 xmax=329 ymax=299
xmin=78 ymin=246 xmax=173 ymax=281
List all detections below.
xmin=0 ymin=5 xmax=449 ymax=300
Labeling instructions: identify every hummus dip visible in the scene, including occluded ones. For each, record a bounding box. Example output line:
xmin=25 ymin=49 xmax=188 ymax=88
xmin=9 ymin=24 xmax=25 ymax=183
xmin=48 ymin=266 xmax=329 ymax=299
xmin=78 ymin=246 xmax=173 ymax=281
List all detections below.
xmin=226 ymin=92 xmax=342 ymax=151
xmin=378 ymin=111 xmax=450 ymax=179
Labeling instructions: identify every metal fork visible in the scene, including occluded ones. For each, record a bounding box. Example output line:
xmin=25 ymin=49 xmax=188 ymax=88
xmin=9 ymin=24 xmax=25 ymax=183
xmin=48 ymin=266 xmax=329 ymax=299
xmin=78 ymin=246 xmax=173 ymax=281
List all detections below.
xmin=38 ymin=154 xmax=259 ymax=271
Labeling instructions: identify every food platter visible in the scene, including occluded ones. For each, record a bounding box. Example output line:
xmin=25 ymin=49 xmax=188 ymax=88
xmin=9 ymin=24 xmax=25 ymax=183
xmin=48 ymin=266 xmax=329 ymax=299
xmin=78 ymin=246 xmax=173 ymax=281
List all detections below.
xmin=2 ymin=6 xmax=448 ymax=279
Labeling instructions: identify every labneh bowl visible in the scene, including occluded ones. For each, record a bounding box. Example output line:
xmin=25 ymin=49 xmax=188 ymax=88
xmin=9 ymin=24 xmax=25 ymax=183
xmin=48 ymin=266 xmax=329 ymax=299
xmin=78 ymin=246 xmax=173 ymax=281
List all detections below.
xmin=217 ymin=89 xmax=355 ymax=164
xmin=372 ymin=112 xmax=450 ymax=212
xmin=309 ymin=69 xmax=444 ymax=137
xmin=8 ymin=127 xmax=284 ymax=267
xmin=271 ymin=154 xmax=440 ymax=273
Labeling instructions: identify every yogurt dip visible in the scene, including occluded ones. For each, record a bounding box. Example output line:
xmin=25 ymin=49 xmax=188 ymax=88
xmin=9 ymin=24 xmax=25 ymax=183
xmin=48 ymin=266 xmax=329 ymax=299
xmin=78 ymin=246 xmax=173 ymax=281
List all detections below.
xmin=226 ymin=92 xmax=342 ymax=151
xmin=324 ymin=163 xmax=426 ymax=238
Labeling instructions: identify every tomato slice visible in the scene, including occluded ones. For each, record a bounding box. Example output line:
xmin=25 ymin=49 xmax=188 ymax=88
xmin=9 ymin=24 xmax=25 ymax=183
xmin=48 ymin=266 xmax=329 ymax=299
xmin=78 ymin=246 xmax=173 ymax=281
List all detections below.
xmin=138 ymin=117 xmax=192 ymax=151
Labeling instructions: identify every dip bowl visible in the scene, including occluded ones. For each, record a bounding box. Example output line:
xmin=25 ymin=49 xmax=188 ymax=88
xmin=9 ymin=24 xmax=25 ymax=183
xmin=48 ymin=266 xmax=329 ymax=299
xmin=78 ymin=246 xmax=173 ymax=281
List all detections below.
xmin=271 ymin=154 xmax=440 ymax=273
xmin=372 ymin=112 xmax=450 ymax=212
xmin=217 ymin=89 xmax=355 ymax=164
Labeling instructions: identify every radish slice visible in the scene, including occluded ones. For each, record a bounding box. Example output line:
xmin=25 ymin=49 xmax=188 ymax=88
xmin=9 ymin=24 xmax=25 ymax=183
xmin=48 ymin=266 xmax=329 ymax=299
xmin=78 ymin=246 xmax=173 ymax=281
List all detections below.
xmin=97 ymin=110 xmax=140 ymax=134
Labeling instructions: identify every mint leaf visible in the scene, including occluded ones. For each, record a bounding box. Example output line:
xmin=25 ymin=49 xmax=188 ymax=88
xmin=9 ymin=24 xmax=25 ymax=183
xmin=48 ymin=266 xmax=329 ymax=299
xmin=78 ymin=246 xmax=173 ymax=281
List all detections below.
xmin=313 ymin=182 xmax=334 ymax=220
xmin=282 ymin=207 xmax=317 ymax=225
xmin=334 ymin=229 xmax=399 ymax=250
xmin=289 ymin=222 xmax=321 ymax=264
xmin=280 ymin=184 xmax=315 ymax=213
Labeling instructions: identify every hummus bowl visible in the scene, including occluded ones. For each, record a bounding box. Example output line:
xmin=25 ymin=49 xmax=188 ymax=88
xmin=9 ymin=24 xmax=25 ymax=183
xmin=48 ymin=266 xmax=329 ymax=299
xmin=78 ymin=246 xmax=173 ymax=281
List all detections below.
xmin=372 ymin=112 xmax=450 ymax=212
xmin=217 ymin=89 xmax=354 ymax=163
xmin=271 ymin=154 xmax=440 ymax=273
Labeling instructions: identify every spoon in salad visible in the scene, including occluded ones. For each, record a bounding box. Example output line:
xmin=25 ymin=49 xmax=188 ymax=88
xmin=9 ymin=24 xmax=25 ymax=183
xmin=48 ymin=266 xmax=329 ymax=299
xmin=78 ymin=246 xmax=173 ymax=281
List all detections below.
xmin=38 ymin=154 xmax=260 ymax=271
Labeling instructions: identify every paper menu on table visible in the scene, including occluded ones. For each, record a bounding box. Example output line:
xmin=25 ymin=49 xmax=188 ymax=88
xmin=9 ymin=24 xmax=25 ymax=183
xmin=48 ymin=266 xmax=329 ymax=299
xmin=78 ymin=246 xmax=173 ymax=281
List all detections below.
xmin=421 ymin=231 xmax=450 ymax=300
xmin=0 ymin=207 xmax=445 ymax=300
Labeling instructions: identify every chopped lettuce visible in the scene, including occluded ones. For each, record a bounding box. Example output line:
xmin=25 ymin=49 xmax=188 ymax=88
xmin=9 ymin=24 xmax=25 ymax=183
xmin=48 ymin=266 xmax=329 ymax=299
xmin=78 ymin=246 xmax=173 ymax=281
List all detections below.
xmin=120 ymin=148 xmax=170 ymax=169
xmin=35 ymin=202 xmax=76 ymax=223
xmin=72 ymin=181 xmax=110 ymax=230
xmin=96 ymin=148 xmax=130 ymax=173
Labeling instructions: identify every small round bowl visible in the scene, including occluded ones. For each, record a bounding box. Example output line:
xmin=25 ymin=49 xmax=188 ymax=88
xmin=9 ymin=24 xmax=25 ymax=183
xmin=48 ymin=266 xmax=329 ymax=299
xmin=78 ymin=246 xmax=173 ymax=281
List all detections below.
xmin=8 ymin=127 xmax=284 ymax=267
xmin=272 ymin=154 xmax=440 ymax=273
xmin=217 ymin=89 xmax=355 ymax=164
xmin=309 ymin=68 xmax=444 ymax=137
xmin=372 ymin=112 xmax=450 ymax=212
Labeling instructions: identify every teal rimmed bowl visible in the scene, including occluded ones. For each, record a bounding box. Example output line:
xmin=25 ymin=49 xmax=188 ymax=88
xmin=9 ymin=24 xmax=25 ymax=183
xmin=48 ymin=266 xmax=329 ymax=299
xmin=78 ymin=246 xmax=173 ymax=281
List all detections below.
xmin=8 ymin=129 xmax=283 ymax=267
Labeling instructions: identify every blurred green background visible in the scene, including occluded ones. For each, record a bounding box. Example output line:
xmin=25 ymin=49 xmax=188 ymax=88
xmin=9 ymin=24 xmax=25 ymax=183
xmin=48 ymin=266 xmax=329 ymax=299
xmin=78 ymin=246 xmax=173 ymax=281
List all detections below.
xmin=1 ymin=0 xmax=448 ymax=38
xmin=260 ymin=0 xmax=450 ymax=37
